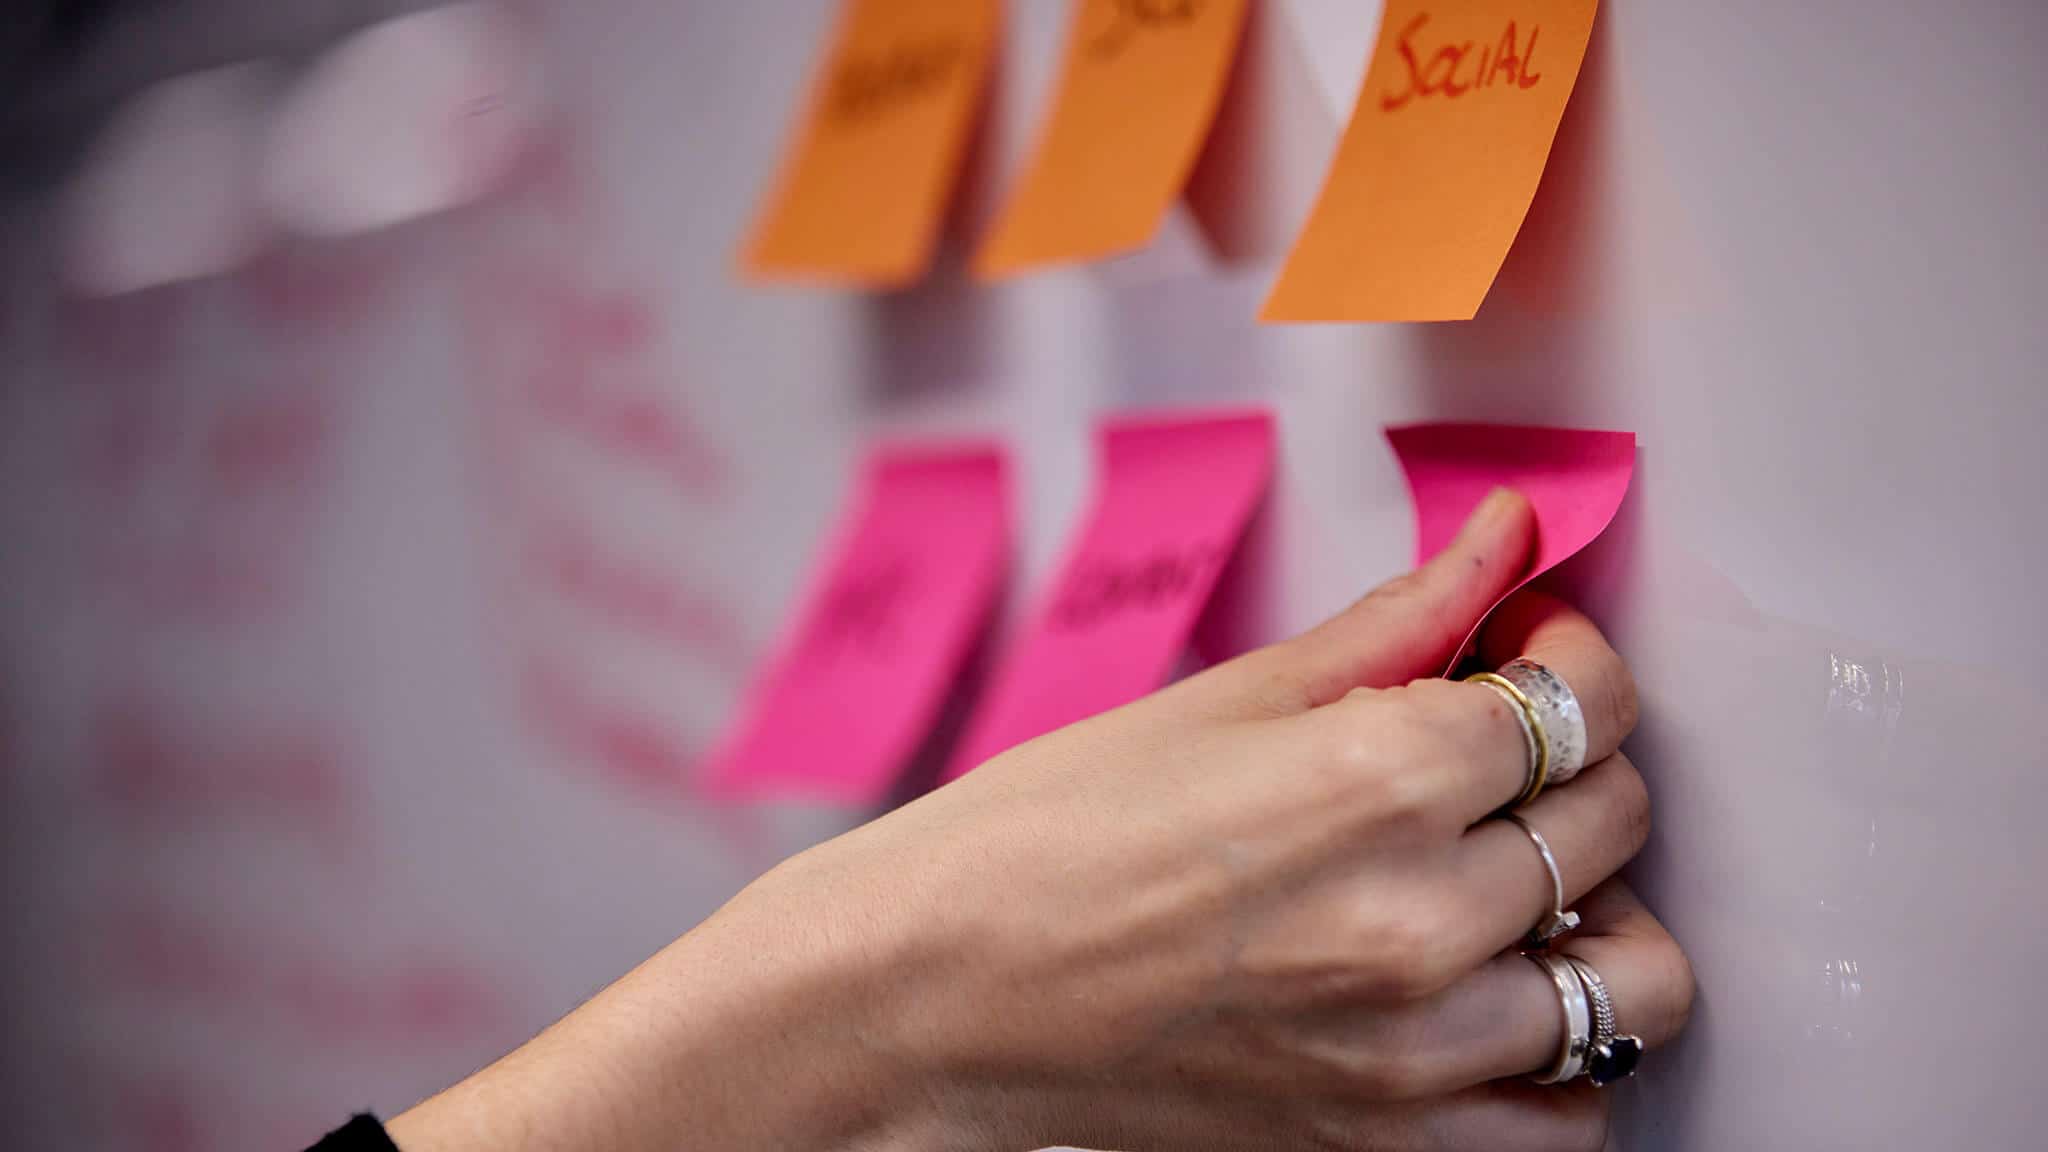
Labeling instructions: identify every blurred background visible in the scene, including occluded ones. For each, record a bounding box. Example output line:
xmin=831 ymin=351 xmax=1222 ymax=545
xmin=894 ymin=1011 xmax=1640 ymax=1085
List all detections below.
xmin=5 ymin=2 xmax=2048 ymax=1150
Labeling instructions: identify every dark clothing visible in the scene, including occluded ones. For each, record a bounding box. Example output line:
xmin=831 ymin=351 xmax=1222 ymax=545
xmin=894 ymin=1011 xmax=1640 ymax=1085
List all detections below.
xmin=307 ymin=1115 xmax=399 ymax=1152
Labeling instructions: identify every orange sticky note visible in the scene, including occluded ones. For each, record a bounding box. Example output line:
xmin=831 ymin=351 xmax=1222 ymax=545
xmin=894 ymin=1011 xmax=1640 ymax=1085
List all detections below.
xmin=973 ymin=0 xmax=1249 ymax=276
xmin=1261 ymin=0 xmax=1599 ymax=322
xmin=741 ymin=0 xmax=1000 ymax=286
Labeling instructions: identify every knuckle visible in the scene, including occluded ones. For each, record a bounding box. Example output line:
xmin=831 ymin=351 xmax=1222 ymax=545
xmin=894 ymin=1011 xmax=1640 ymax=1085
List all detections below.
xmin=1352 ymin=908 xmax=1459 ymax=1002
xmin=1318 ymin=713 xmax=1385 ymax=782
xmin=1654 ymin=936 xmax=1699 ymax=1041
xmin=1375 ymin=763 xmax=1448 ymax=837
xmin=1344 ymin=769 xmax=1452 ymax=849
xmin=1606 ymin=754 xmax=1654 ymax=859
xmin=1603 ymin=658 xmax=1642 ymax=742
xmin=1318 ymin=698 xmax=1457 ymax=838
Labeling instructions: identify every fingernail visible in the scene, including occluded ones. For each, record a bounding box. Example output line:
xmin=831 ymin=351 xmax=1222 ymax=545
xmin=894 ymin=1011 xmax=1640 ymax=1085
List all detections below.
xmin=1463 ymin=487 xmax=1520 ymax=537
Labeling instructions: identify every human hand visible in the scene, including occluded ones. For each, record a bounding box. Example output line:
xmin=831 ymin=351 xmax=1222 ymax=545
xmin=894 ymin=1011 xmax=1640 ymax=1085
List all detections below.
xmin=388 ymin=489 xmax=1692 ymax=1152
xmin=752 ymin=487 xmax=1692 ymax=1150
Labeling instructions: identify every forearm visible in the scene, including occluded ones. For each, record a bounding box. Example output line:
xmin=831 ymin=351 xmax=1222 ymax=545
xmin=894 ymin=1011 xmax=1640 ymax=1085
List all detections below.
xmin=386 ymin=863 xmax=951 ymax=1152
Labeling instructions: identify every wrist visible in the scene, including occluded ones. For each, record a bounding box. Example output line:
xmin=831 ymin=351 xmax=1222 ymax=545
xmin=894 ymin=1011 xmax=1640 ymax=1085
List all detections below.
xmin=389 ymin=849 xmax=965 ymax=1152
xmin=639 ymin=849 xmax=968 ymax=1151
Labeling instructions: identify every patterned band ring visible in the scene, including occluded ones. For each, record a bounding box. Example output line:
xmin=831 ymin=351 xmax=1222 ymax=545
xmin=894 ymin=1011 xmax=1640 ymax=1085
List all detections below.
xmin=1495 ymin=658 xmax=1589 ymax=788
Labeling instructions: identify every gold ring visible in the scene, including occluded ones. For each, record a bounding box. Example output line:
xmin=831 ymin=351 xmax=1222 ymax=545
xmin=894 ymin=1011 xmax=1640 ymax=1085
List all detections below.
xmin=1466 ymin=671 xmax=1550 ymax=809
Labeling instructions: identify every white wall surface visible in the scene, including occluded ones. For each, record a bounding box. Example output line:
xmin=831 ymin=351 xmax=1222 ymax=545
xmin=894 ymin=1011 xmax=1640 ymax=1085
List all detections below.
xmin=3 ymin=1 xmax=2045 ymax=1149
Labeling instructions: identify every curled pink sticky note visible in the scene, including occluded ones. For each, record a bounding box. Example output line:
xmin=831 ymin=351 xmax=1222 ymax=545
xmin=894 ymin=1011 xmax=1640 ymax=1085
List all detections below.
xmin=1387 ymin=422 xmax=1636 ymax=672
xmin=943 ymin=410 xmax=1274 ymax=782
xmin=702 ymin=443 xmax=1008 ymax=804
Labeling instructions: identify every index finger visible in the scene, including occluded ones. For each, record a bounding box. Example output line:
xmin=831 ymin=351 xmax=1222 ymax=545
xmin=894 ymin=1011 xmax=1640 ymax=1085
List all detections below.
xmin=1477 ymin=590 xmax=1640 ymax=774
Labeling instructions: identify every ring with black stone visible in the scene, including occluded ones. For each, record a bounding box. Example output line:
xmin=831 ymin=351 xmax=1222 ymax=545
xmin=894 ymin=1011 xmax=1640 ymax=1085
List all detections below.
xmin=1564 ymin=955 xmax=1644 ymax=1086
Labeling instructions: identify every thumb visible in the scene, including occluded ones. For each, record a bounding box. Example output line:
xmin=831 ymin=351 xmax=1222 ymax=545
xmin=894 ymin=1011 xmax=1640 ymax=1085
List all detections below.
xmin=1215 ymin=488 xmax=1537 ymax=718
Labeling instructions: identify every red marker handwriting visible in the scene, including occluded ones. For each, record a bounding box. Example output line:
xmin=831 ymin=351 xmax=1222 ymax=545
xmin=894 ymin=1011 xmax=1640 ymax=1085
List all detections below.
xmin=1380 ymin=13 xmax=1543 ymax=111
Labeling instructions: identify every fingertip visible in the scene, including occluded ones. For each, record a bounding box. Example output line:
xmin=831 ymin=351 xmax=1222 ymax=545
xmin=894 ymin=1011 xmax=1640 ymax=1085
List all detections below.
xmin=1414 ymin=487 xmax=1536 ymax=626
xmin=1212 ymin=491 xmax=1535 ymax=716
xmin=1447 ymin=487 xmax=1537 ymax=568
xmin=1569 ymin=880 xmax=1697 ymax=1049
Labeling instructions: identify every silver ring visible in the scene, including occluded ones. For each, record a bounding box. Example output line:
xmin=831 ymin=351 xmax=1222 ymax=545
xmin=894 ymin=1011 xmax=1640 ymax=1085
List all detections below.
xmin=1564 ymin=955 xmax=1644 ymax=1086
xmin=1524 ymin=952 xmax=1591 ymax=1084
xmin=1507 ymin=815 xmax=1580 ymax=946
xmin=1497 ymin=659 xmax=1588 ymax=787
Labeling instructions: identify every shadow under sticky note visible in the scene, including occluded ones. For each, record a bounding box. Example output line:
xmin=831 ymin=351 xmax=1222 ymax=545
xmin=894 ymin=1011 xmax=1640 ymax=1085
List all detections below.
xmin=740 ymin=0 xmax=1000 ymax=287
xmin=973 ymin=0 xmax=1249 ymax=277
xmin=943 ymin=410 xmax=1273 ymax=782
xmin=1262 ymin=0 xmax=1600 ymax=322
xmin=1388 ymin=421 xmax=1634 ymax=671
xmin=702 ymin=443 xmax=1008 ymax=804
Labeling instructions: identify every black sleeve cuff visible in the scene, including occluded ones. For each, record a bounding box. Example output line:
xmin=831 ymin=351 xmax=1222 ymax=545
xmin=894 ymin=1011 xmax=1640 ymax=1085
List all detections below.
xmin=307 ymin=1114 xmax=400 ymax=1152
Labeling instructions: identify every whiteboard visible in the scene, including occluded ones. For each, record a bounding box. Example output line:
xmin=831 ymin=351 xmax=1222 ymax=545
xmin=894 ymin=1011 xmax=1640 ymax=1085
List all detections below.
xmin=2 ymin=1 xmax=2044 ymax=1148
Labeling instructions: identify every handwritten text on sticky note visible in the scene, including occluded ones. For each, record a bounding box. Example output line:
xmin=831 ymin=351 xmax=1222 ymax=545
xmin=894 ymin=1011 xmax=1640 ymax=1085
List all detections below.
xmin=703 ymin=443 xmax=1008 ymax=803
xmin=973 ymin=0 xmax=1248 ymax=276
xmin=944 ymin=411 xmax=1271 ymax=780
xmin=741 ymin=0 xmax=1000 ymax=286
xmin=1378 ymin=13 xmax=1547 ymax=109
xmin=1262 ymin=0 xmax=1598 ymax=322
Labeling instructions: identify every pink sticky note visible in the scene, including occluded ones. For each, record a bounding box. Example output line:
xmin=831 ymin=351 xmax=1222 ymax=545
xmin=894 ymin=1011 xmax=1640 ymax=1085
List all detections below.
xmin=1387 ymin=422 xmax=1636 ymax=671
xmin=703 ymin=443 xmax=1008 ymax=804
xmin=944 ymin=410 xmax=1274 ymax=781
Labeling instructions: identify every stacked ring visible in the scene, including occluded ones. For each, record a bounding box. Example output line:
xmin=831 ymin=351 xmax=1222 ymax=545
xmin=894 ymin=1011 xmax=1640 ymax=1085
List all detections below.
xmin=1465 ymin=671 xmax=1549 ymax=808
xmin=1525 ymin=952 xmax=1647 ymax=1087
xmin=1524 ymin=952 xmax=1591 ymax=1084
xmin=1565 ymin=956 xmax=1645 ymax=1086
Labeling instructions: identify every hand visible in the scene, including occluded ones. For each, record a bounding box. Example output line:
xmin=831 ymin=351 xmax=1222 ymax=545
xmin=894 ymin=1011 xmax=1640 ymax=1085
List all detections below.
xmin=388 ymin=489 xmax=1694 ymax=1152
